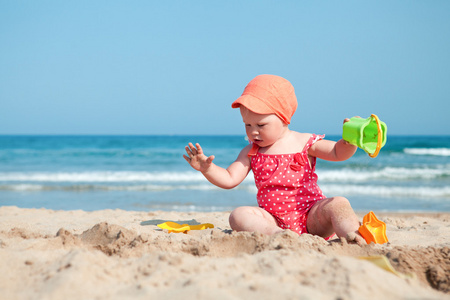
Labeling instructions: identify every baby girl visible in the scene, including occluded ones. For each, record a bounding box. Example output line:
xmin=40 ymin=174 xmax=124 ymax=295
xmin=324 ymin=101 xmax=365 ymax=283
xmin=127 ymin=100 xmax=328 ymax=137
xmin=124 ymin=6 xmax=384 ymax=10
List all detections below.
xmin=184 ymin=74 xmax=365 ymax=244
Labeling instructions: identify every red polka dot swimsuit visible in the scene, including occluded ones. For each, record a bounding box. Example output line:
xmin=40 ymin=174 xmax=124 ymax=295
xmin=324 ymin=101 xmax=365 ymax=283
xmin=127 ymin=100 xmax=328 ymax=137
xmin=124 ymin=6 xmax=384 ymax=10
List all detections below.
xmin=249 ymin=134 xmax=326 ymax=235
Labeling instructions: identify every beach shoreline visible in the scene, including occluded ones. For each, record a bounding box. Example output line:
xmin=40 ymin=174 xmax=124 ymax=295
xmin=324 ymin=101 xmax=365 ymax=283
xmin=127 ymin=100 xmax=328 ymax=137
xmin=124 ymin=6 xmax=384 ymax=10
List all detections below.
xmin=1 ymin=206 xmax=449 ymax=299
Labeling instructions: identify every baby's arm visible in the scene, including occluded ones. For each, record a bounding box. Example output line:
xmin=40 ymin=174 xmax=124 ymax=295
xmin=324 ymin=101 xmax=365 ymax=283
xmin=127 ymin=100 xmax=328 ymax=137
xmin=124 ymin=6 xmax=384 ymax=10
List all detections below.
xmin=309 ymin=118 xmax=358 ymax=161
xmin=184 ymin=143 xmax=251 ymax=189
xmin=309 ymin=139 xmax=357 ymax=161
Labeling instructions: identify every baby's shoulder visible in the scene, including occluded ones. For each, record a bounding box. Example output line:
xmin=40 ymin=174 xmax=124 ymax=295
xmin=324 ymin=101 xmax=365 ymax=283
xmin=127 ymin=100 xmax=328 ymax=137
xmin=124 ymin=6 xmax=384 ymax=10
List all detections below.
xmin=290 ymin=131 xmax=312 ymax=139
xmin=236 ymin=143 xmax=254 ymax=159
xmin=290 ymin=131 xmax=313 ymax=144
xmin=282 ymin=131 xmax=312 ymax=153
xmin=241 ymin=143 xmax=253 ymax=153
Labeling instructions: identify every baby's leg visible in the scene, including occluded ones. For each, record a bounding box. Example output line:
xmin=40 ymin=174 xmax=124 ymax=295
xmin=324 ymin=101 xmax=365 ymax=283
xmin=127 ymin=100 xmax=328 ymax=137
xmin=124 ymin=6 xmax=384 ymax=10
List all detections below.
xmin=229 ymin=206 xmax=284 ymax=235
xmin=306 ymin=197 xmax=366 ymax=245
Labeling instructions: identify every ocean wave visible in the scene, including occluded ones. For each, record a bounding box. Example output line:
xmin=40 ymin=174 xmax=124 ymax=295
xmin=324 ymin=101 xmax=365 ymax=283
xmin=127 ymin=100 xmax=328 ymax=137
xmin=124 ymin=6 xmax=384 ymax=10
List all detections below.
xmin=0 ymin=171 xmax=208 ymax=183
xmin=1 ymin=182 xmax=448 ymax=199
xmin=321 ymin=184 xmax=450 ymax=198
xmin=0 ymin=184 xmax=46 ymax=191
xmin=0 ymin=183 xmax=256 ymax=192
xmin=317 ymin=167 xmax=450 ymax=182
xmin=0 ymin=167 xmax=448 ymax=184
xmin=404 ymin=148 xmax=450 ymax=156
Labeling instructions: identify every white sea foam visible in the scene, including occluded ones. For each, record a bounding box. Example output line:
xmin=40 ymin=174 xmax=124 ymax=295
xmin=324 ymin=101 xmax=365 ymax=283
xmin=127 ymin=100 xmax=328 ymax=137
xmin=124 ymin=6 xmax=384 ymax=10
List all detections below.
xmin=404 ymin=148 xmax=450 ymax=156
xmin=1 ymin=182 xmax=448 ymax=199
xmin=317 ymin=167 xmax=450 ymax=182
xmin=321 ymin=184 xmax=450 ymax=198
xmin=2 ymin=184 xmax=45 ymax=191
xmin=0 ymin=167 xmax=448 ymax=184
xmin=0 ymin=183 xmax=251 ymax=192
xmin=0 ymin=171 xmax=207 ymax=182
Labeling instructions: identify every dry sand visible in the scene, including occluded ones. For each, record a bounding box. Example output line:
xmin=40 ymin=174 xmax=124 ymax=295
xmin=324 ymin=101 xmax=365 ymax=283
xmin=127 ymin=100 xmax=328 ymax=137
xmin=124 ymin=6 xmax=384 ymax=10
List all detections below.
xmin=0 ymin=206 xmax=449 ymax=300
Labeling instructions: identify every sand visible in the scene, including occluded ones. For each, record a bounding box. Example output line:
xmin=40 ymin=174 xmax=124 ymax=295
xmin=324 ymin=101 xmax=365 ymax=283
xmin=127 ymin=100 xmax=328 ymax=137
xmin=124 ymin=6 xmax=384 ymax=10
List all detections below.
xmin=0 ymin=206 xmax=449 ymax=300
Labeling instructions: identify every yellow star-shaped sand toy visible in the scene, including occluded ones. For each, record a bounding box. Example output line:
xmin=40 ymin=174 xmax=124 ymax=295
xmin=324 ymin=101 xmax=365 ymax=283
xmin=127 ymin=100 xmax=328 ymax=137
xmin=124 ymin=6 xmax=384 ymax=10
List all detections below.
xmin=157 ymin=221 xmax=214 ymax=234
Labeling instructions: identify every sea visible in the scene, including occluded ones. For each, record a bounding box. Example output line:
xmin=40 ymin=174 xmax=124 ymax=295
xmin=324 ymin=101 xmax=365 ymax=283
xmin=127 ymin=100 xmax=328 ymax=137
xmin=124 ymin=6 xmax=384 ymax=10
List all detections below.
xmin=0 ymin=135 xmax=449 ymax=213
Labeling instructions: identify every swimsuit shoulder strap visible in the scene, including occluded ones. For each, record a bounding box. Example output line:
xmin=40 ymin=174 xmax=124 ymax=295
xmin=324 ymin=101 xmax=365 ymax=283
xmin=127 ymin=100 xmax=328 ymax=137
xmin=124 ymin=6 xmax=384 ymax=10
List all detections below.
xmin=301 ymin=134 xmax=325 ymax=154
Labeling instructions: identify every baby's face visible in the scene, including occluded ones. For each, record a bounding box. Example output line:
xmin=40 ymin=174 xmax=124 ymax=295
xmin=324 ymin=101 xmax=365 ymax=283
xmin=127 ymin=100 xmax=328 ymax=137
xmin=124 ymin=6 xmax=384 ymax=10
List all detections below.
xmin=240 ymin=107 xmax=287 ymax=148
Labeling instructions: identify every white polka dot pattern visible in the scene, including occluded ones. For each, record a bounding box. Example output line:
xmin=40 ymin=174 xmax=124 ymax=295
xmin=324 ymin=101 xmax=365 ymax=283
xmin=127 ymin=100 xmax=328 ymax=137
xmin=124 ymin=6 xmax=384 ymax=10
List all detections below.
xmin=250 ymin=134 xmax=326 ymax=234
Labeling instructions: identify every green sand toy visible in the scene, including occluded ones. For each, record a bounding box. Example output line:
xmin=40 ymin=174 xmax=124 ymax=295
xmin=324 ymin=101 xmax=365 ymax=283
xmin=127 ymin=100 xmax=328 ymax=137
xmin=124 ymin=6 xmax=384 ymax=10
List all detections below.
xmin=343 ymin=114 xmax=387 ymax=158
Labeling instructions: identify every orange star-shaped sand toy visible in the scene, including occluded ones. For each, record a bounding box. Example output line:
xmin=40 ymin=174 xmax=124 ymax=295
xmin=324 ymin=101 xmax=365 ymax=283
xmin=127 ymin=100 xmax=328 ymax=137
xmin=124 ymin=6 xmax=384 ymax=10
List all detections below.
xmin=157 ymin=221 xmax=214 ymax=233
xmin=358 ymin=211 xmax=388 ymax=244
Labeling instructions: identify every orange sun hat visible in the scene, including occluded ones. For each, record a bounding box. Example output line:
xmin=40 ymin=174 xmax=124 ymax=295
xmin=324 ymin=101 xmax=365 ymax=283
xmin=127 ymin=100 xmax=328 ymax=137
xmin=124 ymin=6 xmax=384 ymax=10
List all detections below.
xmin=231 ymin=74 xmax=298 ymax=124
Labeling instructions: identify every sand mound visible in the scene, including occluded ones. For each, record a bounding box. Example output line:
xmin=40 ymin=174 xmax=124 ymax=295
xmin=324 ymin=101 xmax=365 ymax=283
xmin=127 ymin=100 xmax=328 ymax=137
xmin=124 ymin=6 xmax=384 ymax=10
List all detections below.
xmin=0 ymin=207 xmax=448 ymax=299
xmin=386 ymin=246 xmax=450 ymax=293
xmin=47 ymin=221 xmax=450 ymax=294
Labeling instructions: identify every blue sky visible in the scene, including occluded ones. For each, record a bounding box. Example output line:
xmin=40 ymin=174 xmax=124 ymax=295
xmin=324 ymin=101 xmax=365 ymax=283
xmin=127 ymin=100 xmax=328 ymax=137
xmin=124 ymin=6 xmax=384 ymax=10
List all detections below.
xmin=1 ymin=1 xmax=449 ymax=136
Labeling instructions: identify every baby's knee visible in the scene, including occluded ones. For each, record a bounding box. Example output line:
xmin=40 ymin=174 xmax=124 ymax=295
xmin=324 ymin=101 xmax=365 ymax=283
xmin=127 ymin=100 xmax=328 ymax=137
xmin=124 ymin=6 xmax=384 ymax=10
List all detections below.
xmin=331 ymin=196 xmax=352 ymax=208
xmin=229 ymin=206 xmax=252 ymax=230
xmin=229 ymin=206 xmax=245 ymax=223
xmin=321 ymin=197 xmax=353 ymax=216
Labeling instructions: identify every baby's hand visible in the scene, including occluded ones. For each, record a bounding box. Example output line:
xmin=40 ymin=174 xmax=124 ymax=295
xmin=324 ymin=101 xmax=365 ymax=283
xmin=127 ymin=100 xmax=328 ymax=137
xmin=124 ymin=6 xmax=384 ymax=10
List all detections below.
xmin=183 ymin=143 xmax=215 ymax=173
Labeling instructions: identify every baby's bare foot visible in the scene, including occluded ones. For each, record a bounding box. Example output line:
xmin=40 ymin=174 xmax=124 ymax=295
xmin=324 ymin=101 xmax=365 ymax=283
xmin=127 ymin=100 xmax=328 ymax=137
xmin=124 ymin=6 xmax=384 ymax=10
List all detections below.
xmin=346 ymin=232 xmax=367 ymax=246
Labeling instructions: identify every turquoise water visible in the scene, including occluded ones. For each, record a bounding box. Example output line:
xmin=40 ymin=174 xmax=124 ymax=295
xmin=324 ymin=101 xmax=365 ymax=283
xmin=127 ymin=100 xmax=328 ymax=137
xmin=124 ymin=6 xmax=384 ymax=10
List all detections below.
xmin=0 ymin=135 xmax=449 ymax=212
